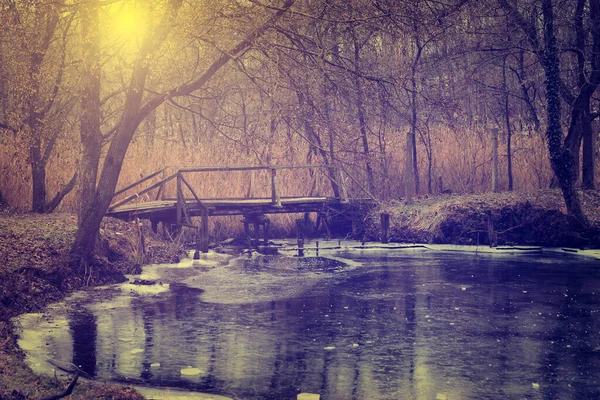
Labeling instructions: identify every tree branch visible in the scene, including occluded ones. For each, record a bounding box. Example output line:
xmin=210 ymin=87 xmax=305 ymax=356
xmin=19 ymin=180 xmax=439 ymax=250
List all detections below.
xmin=44 ymin=170 xmax=78 ymax=213
xmin=39 ymin=371 xmax=79 ymax=400
xmin=136 ymin=0 xmax=297 ymax=126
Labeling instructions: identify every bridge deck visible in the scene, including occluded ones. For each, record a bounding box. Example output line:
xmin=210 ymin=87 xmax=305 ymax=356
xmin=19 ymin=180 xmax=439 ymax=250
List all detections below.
xmin=106 ymin=196 xmax=346 ymax=222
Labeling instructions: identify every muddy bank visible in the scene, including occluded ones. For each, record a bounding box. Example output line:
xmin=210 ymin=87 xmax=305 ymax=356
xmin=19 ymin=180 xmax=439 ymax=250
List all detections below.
xmin=0 ymin=212 xmax=185 ymax=400
xmin=364 ymin=189 xmax=600 ymax=248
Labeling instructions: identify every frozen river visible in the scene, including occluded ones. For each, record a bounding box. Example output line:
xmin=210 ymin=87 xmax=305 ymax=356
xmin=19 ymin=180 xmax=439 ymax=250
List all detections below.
xmin=15 ymin=243 xmax=600 ymax=399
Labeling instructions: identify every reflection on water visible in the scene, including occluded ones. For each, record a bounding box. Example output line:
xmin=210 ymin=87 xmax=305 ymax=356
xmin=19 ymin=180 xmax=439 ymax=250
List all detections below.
xmin=16 ymin=249 xmax=600 ymax=399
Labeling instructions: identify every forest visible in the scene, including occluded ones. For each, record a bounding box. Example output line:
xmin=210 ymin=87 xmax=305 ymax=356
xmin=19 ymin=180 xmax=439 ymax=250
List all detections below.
xmin=0 ymin=0 xmax=599 ymax=264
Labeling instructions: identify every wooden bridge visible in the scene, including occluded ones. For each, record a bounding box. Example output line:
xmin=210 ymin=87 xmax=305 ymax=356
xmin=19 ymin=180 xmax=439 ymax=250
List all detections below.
xmin=106 ymin=165 xmax=376 ymax=252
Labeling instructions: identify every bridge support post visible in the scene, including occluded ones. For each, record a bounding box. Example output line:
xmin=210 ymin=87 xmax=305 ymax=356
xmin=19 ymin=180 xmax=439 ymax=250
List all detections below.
xmin=200 ymin=208 xmax=209 ymax=253
xmin=296 ymin=218 xmax=305 ymax=257
xmin=242 ymin=214 xmax=269 ymax=247
xmin=315 ymin=212 xmax=331 ymax=239
xmin=193 ymin=209 xmax=210 ymax=258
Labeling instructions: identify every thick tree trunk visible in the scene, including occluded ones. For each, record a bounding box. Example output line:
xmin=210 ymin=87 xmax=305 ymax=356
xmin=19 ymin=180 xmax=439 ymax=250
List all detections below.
xmin=31 ymin=155 xmax=47 ymax=213
xmin=77 ymin=0 xmax=102 ymax=226
xmin=541 ymin=0 xmax=588 ymax=228
xmin=581 ymin=114 xmax=595 ymax=189
xmin=72 ymin=59 xmax=149 ymax=267
xmin=71 ymin=0 xmax=102 ymax=267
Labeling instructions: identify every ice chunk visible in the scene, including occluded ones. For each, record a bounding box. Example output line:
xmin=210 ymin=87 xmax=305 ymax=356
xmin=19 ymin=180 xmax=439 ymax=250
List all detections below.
xmin=298 ymin=394 xmax=320 ymax=400
xmin=181 ymin=367 xmax=204 ymax=376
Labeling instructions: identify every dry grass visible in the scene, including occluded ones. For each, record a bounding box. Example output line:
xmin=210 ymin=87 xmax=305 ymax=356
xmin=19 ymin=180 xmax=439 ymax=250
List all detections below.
xmin=1 ymin=120 xmax=598 ymax=240
xmin=368 ymin=189 xmax=600 ymax=247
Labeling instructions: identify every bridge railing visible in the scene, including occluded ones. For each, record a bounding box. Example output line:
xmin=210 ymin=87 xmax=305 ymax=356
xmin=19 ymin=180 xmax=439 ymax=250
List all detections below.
xmin=108 ymin=164 xmax=355 ymax=218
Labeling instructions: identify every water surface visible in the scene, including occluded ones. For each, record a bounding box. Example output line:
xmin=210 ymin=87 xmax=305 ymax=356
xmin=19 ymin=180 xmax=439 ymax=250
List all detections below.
xmin=16 ymin=247 xmax=600 ymax=399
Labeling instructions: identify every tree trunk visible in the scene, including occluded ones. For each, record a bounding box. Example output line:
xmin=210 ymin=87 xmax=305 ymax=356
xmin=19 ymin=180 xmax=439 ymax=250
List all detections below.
xmin=503 ymin=58 xmax=513 ymax=190
xmin=541 ymin=0 xmax=588 ymax=228
xmin=407 ymin=30 xmax=423 ymax=199
xmin=77 ymin=0 xmax=102 ymax=226
xmin=410 ymin=75 xmax=420 ymax=196
xmin=30 ymin=134 xmax=46 ymax=213
xmin=296 ymin=88 xmax=341 ymax=198
xmin=581 ymin=112 xmax=595 ymax=189
xmin=405 ymin=129 xmax=416 ymax=203
xmin=491 ymin=128 xmax=499 ymax=193
xmin=321 ymin=76 xmax=342 ymax=199
xmin=71 ymin=0 xmax=102 ymax=266
xmin=351 ymin=32 xmax=375 ymax=196
xmin=31 ymin=145 xmax=47 ymax=213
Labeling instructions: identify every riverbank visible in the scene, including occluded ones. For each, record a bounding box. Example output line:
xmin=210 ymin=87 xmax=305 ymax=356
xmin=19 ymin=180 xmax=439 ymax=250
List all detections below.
xmin=365 ymin=189 xmax=600 ymax=248
xmin=0 ymin=212 xmax=185 ymax=400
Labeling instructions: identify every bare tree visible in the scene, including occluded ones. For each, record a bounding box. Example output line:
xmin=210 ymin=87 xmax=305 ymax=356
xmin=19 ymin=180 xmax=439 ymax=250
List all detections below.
xmin=71 ymin=0 xmax=297 ymax=267
xmin=0 ymin=1 xmax=77 ymax=213
xmin=499 ymin=0 xmax=592 ymax=227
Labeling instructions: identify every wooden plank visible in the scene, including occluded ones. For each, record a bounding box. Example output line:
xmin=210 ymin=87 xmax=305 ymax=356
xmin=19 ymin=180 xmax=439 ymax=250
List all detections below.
xmin=177 ymin=164 xmax=325 ymax=173
xmin=176 ymin=173 xmax=183 ymax=225
xmin=109 ymin=172 xmax=178 ymax=209
xmin=180 ymin=174 xmax=205 ymax=208
xmin=154 ymin=184 xmax=163 ymax=201
xmin=106 ymin=196 xmax=372 ymax=222
xmin=271 ymin=168 xmax=281 ymax=207
xmin=113 ymin=168 xmax=166 ymax=197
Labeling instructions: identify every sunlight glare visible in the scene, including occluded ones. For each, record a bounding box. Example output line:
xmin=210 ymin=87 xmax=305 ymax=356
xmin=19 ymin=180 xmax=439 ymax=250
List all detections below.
xmin=108 ymin=2 xmax=147 ymax=46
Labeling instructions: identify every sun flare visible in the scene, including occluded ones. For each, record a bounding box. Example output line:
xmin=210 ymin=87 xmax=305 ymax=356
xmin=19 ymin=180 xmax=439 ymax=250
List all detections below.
xmin=108 ymin=3 xmax=147 ymax=45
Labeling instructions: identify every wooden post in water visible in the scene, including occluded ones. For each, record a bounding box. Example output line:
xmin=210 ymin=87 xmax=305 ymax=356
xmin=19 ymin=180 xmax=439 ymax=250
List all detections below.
xmin=296 ymin=218 xmax=305 ymax=257
xmin=380 ymin=212 xmax=390 ymax=244
xmin=135 ymin=218 xmax=146 ymax=255
xmin=193 ymin=228 xmax=200 ymax=259
xmin=243 ymin=218 xmax=251 ymax=247
xmin=200 ymin=207 xmax=209 ymax=253
xmin=263 ymin=217 xmax=270 ymax=245
xmin=491 ymin=128 xmax=499 ymax=193
xmin=253 ymin=219 xmax=260 ymax=244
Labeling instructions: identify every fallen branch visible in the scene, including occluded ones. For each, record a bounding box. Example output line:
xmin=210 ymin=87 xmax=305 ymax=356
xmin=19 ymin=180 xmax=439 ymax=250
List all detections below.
xmin=39 ymin=371 xmax=79 ymax=400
